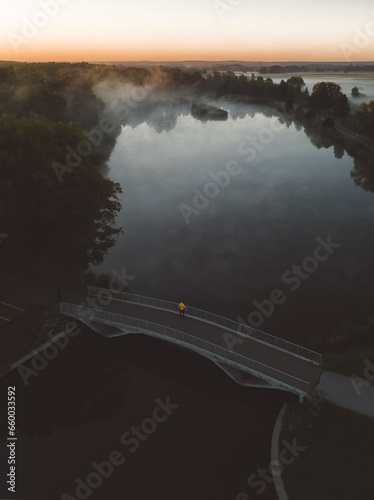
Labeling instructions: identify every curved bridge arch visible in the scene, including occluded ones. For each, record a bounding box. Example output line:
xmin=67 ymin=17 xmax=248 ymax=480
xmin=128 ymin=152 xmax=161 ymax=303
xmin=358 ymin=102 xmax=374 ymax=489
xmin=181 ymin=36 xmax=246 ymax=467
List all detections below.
xmin=60 ymin=298 xmax=321 ymax=397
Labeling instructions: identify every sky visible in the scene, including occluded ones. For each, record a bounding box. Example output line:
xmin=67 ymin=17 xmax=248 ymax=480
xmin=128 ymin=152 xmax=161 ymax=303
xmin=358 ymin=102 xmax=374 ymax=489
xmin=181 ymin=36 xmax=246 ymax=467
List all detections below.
xmin=1 ymin=0 xmax=374 ymax=63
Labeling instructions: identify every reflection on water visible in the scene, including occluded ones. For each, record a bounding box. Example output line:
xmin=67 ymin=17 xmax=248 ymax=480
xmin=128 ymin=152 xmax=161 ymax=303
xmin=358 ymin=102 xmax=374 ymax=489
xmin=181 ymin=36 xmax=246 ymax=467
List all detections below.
xmin=96 ymin=99 xmax=374 ymax=342
xmin=1 ymin=86 xmax=370 ymax=500
xmin=267 ymin=73 xmax=374 ymax=110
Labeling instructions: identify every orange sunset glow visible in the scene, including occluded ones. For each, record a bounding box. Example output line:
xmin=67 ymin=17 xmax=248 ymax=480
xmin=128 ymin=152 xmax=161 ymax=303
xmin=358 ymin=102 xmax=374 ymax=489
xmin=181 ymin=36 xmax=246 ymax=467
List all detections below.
xmin=1 ymin=0 xmax=374 ymax=63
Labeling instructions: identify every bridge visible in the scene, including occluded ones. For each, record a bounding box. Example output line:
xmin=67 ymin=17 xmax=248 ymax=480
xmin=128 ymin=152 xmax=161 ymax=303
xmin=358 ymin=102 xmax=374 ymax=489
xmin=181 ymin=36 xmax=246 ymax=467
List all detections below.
xmin=60 ymin=286 xmax=323 ymax=398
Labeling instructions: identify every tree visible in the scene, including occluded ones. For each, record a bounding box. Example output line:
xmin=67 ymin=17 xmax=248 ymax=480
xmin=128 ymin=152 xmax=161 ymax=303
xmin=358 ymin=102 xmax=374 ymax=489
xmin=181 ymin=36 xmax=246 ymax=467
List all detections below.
xmin=358 ymin=102 xmax=369 ymax=113
xmin=287 ymin=76 xmax=305 ymax=86
xmin=309 ymin=81 xmax=350 ymax=117
xmin=301 ymin=87 xmax=310 ymax=103
xmin=310 ymin=81 xmax=343 ymax=110
xmin=334 ymin=145 xmax=344 ymax=159
xmin=351 ymin=86 xmax=360 ymax=97
xmin=0 ymin=112 xmax=122 ymax=269
xmin=278 ymin=80 xmax=289 ymax=100
xmin=322 ymin=117 xmax=335 ymax=129
xmin=333 ymin=93 xmax=350 ymax=117
xmin=355 ymin=101 xmax=374 ymax=137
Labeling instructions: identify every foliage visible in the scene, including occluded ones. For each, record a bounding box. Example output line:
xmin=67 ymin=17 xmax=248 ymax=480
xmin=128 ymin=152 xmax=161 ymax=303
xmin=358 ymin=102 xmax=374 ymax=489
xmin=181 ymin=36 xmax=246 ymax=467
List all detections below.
xmin=351 ymin=86 xmax=360 ymax=97
xmin=354 ymin=100 xmax=374 ymax=136
xmin=283 ymin=389 xmax=327 ymax=433
xmin=304 ymin=109 xmax=316 ymax=120
xmin=0 ymin=61 xmax=373 ymax=275
xmin=259 ymin=64 xmax=308 ymax=74
xmin=0 ymin=112 xmax=122 ymax=269
xmin=351 ymin=157 xmax=374 ymax=192
xmin=322 ymin=117 xmax=335 ymax=129
xmin=313 ymin=317 xmax=374 ymax=354
xmin=287 ymin=76 xmax=305 ymax=86
xmin=310 ymin=81 xmax=350 ymax=117
xmin=309 ymin=316 xmax=374 ymax=377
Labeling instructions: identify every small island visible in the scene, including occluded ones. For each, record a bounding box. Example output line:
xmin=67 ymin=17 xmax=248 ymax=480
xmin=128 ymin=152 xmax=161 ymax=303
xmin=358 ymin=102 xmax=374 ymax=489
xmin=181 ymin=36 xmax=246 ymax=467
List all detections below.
xmin=191 ymin=102 xmax=228 ymax=121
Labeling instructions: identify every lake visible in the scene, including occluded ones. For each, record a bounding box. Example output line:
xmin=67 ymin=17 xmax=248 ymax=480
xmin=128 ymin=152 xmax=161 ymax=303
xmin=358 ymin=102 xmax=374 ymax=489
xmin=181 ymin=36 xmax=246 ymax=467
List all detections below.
xmin=2 ymin=78 xmax=373 ymax=500
xmin=97 ymin=88 xmax=374 ymax=343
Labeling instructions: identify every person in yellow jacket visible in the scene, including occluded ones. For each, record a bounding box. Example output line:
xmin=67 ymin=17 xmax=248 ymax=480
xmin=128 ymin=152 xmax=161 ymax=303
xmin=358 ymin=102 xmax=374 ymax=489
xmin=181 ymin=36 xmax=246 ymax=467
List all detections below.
xmin=179 ymin=301 xmax=186 ymax=317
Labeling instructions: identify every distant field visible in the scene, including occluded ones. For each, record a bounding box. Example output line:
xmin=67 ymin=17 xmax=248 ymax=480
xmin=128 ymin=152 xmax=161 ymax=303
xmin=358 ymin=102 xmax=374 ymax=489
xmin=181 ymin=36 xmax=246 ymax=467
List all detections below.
xmin=265 ymin=71 xmax=374 ymax=79
xmin=300 ymin=72 xmax=374 ymax=79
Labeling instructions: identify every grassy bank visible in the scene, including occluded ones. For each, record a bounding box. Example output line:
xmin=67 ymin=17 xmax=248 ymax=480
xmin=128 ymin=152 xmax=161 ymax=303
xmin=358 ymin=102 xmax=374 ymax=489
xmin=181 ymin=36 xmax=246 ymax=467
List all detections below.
xmin=322 ymin=347 xmax=374 ymax=378
xmin=310 ymin=317 xmax=374 ymax=378
xmin=0 ymin=306 xmax=70 ymax=366
xmin=280 ymin=400 xmax=374 ymax=500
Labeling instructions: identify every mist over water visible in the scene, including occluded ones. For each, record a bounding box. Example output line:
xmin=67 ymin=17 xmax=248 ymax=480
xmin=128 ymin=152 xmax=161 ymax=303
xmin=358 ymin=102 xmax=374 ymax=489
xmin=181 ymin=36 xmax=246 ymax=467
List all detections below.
xmin=268 ymin=73 xmax=374 ymax=111
xmin=94 ymin=94 xmax=374 ymax=342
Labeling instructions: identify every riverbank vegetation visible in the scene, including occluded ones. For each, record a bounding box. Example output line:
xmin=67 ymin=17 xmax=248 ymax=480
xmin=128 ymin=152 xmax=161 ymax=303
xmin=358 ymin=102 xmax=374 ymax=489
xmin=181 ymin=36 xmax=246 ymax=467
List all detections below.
xmin=0 ymin=61 xmax=373 ymax=279
xmin=0 ymin=63 xmax=124 ymax=277
xmin=310 ymin=316 xmax=374 ymax=378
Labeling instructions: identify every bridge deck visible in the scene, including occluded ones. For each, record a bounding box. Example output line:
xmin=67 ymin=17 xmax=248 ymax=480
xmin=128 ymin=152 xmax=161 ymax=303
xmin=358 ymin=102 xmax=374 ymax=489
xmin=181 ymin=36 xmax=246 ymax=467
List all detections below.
xmin=97 ymin=299 xmax=323 ymax=391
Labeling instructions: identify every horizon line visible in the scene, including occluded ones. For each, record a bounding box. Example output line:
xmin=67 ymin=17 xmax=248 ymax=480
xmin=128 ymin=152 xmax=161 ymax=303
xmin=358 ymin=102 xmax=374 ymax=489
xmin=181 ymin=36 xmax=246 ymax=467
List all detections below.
xmin=2 ymin=59 xmax=374 ymax=65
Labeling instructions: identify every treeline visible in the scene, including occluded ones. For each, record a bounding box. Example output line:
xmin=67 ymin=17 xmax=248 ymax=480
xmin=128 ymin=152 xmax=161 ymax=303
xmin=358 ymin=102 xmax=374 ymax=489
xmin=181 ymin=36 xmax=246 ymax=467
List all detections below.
xmin=0 ymin=63 xmax=108 ymax=127
xmin=1 ymin=62 xmax=373 ymax=273
xmin=344 ymin=64 xmax=374 ymax=72
xmin=0 ymin=62 xmax=306 ymax=273
xmin=0 ymin=112 xmax=122 ymax=269
xmin=353 ymin=101 xmax=374 ymax=136
xmin=209 ymin=64 xmax=256 ymax=72
xmin=259 ymin=64 xmax=374 ymax=74
xmin=298 ymin=81 xmax=374 ymax=139
xmin=259 ymin=65 xmax=309 ymax=74
xmin=0 ymin=62 xmax=125 ymax=272
xmin=293 ymin=81 xmax=374 ymax=190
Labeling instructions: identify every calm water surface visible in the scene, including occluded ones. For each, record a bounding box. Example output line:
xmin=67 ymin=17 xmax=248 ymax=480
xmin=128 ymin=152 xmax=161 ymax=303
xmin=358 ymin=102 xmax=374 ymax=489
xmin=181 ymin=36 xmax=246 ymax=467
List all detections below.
xmin=98 ymin=98 xmax=374 ymax=342
xmin=2 ymin=94 xmax=373 ymax=500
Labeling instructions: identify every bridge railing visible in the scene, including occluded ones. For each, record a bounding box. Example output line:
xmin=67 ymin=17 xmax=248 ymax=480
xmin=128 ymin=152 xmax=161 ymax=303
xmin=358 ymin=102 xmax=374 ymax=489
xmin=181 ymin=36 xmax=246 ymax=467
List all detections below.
xmin=87 ymin=286 xmax=322 ymax=364
xmin=60 ymin=302 xmax=310 ymax=394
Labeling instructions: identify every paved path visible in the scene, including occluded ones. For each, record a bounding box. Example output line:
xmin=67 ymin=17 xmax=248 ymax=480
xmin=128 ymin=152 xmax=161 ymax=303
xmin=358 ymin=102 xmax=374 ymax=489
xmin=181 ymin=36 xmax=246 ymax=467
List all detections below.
xmin=1 ymin=275 xmax=372 ymax=417
xmin=317 ymin=371 xmax=374 ymax=418
xmin=0 ymin=276 xmax=322 ymax=393
xmin=81 ymin=298 xmax=323 ymax=392
xmin=336 ymin=125 xmax=374 ymax=151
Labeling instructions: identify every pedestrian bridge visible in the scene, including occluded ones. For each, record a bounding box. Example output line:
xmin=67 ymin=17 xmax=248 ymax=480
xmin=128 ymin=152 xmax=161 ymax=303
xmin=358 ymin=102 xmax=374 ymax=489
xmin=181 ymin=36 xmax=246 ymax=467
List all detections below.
xmin=60 ymin=286 xmax=323 ymax=397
